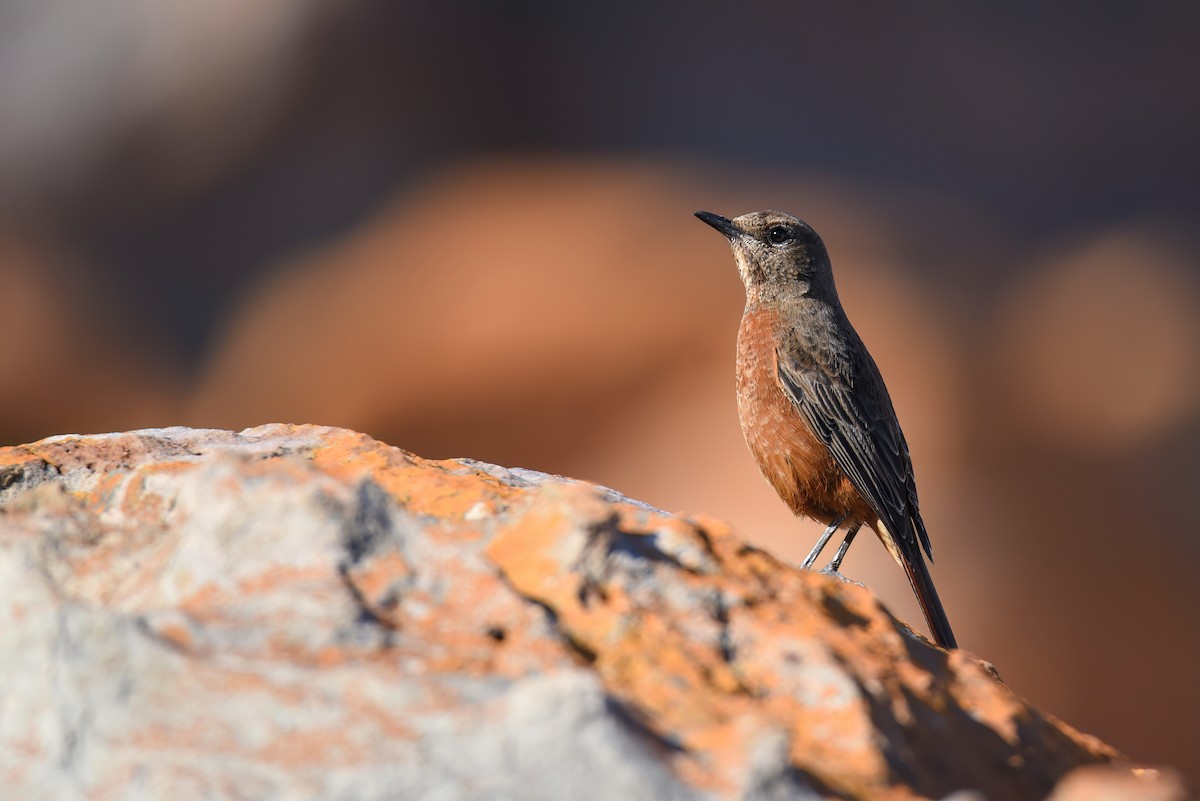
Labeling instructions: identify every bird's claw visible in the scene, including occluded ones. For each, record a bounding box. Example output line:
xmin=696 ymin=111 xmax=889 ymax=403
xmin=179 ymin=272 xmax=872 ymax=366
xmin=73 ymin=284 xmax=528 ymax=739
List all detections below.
xmin=817 ymin=566 xmax=865 ymax=588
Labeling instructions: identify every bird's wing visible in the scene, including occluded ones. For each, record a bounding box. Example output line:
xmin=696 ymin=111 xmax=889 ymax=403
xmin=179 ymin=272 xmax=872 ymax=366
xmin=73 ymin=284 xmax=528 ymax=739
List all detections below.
xmin=776 ymin=347 xmax=932 ymax=561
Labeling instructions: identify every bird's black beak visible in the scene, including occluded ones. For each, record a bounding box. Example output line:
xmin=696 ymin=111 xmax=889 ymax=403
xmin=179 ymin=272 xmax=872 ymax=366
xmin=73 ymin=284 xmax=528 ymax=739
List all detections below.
xmin=694 ymin=211 xmax=742 ymax=239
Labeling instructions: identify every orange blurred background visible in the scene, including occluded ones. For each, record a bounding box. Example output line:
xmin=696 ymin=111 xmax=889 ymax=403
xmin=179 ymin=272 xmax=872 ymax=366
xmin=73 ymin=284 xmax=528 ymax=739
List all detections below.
xmin=1 ymin=1 xmax=1197 ymax=784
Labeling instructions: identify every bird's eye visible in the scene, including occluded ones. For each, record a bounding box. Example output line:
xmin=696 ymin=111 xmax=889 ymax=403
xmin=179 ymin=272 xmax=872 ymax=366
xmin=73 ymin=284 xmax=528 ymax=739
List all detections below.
xmin=767 ymin=226 xmax=791 ymax=245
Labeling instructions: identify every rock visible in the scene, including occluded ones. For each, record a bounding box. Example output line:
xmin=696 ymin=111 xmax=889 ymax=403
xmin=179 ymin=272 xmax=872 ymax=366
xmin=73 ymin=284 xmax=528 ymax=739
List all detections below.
xmin=1045 ymin=765 xmax=1187 ymax=801
xmin=0 ymin=425 xmax=1178 ymax=800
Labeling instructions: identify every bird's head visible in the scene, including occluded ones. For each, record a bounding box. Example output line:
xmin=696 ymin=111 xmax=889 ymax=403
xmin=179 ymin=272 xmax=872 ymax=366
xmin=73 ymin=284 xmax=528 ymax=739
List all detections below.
xmin=694 ymin=210 xmax=835 ymax=304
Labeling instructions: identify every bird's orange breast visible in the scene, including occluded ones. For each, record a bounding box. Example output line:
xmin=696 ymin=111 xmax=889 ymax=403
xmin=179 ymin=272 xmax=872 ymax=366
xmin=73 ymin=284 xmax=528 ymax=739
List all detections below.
xmin=736 ymin=304 xmax=875 ymax=526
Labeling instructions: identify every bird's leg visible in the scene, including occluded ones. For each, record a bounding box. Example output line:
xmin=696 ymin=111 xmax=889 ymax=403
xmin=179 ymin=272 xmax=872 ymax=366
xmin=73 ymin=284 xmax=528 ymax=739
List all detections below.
xmin=800 ymin=514 xmax=845 ymax=569
xmin=822 ymin=523 xmax=862 ymax=574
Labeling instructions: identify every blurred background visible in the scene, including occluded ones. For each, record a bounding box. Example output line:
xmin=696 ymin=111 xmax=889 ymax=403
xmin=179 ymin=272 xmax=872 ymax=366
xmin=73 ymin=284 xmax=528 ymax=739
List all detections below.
xmin=1 ymin=0 xmax=1197 ymax=783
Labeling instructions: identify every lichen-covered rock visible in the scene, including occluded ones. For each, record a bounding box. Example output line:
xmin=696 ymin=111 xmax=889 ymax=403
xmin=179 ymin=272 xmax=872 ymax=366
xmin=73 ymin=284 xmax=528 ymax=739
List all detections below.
xmin=0 ymin=425 xmax=1178 ymax=800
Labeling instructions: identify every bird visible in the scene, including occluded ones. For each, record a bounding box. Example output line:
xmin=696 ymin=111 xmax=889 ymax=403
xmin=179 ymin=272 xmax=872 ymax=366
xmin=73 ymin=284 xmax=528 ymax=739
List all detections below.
xmin=695 ymin=209 xmax=957 ymax=649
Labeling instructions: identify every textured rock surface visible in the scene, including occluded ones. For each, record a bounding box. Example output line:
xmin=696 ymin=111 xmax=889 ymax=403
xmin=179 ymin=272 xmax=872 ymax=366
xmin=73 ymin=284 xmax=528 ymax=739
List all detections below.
xmin=0 ymin=425 xmax=1180 ymax=800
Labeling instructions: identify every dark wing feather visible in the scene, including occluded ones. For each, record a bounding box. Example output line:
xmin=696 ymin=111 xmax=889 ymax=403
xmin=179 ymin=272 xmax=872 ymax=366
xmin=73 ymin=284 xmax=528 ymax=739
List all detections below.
xmin=776 ymin=336 xmax=957 ymax=647
xmin=776 ymin=347 xmax=932 ymax=561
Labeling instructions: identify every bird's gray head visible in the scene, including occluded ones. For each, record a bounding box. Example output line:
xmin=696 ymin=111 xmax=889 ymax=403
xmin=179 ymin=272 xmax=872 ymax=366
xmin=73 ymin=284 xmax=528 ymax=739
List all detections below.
xmin=694 ymin=210 xmax=835 ymax=304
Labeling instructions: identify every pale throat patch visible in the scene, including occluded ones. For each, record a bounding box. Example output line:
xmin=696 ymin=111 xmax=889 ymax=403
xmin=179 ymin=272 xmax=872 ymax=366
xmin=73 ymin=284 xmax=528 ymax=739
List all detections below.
xmin=735 ymin=250 xmax=754 ymax=287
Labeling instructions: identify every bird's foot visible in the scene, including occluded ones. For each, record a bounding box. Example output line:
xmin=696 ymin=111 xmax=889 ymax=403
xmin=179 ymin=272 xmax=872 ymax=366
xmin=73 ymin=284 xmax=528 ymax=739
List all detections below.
xmin=816 ymin=565 xmax=866 ymax=588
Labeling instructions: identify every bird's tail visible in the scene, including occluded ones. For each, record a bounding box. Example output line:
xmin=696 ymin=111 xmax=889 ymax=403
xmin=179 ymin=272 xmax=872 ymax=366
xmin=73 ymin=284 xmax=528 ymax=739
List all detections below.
xmin=900 ymin=551 xmax=957 ymax=649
